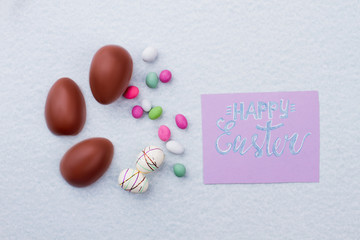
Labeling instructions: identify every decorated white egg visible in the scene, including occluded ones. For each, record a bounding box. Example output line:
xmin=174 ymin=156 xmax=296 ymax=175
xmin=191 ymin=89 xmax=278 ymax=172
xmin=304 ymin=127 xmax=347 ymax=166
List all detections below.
xmin=136 ymin=145 xmax=165 ymax=174
xmin=118 ymin=168 xmax=149 ymax=193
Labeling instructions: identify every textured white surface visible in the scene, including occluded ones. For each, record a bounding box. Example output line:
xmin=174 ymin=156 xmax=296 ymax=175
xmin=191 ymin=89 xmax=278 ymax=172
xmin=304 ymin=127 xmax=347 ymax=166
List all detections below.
xmin=0 ymin=0 xmax=359 ymax=239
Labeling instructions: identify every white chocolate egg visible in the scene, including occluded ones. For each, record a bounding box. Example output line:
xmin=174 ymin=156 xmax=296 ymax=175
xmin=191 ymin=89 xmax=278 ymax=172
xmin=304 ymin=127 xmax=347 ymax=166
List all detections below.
xmin=118 ymin=168 xmax=149 ymax=193
xmin=136 ymin=145 xmax=165 ymax=174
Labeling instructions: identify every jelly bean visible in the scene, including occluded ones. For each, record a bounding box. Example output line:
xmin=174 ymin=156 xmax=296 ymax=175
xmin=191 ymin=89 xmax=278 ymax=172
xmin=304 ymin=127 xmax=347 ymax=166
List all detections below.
xmin=141 ymin=99 xmax=152 ymax=112
xmin=148 ymin=106 xmax=162 ymax=120
xmin=158 ymin=125 xmax=171 ymax=141
xmin=175 ymin=114 xmax=188 ymax=129
xmin=132 ymin=105 xmax=143 ymax=119
xmin=146 ymin=72 xmax=159 ymax=88
xmin=173 ymin=163 xmax=186 ymax=177
xmin=166 ymin=140 xmax=184 ymax=154
xmin=159 ymin=70 xmax=172 ymax=83
xmin=123 ymin=86 xmax=139 ymax=99
xmin=142 ymin=47 xmax=158 ymax=63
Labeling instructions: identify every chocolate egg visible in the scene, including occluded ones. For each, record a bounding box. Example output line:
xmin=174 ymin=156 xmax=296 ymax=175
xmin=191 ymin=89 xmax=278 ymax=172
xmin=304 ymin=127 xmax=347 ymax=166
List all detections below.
xmin=45 ymin=78 xmax=86 ymax=135
xmin=60 ymin=138 xmax=114 ymax=187
xmin=89 ymin=45 xmax=133 ymax=104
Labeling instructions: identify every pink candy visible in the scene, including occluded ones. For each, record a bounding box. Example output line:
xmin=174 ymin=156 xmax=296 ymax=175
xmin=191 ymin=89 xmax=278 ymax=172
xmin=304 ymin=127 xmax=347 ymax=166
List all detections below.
xmin=159 ymin=70 xmax=172 ymax=83
xmin=132 ymin=105 xmax=143 ymax=119
xmin=158 ymin=125 xmax=171 ymax=141
xmin=123 ymin=86 xmax=139 ymax=99
xmin=175 ymin=114 xmax=188 ymax=129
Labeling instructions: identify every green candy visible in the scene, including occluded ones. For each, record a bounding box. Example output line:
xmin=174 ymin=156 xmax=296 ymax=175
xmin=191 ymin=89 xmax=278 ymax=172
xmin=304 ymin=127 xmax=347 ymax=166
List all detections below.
xmin=146 ymin=72 xmax=159 ymax=88
xmin=173 ymin=163 xmax=186 ymax=177
xmin=148 ymin=106 xmax=162 ymax=120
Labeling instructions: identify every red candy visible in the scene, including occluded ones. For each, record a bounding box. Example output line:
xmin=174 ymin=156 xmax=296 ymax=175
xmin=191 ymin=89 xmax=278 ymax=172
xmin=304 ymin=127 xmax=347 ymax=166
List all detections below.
xmin=123 ymin=86 xmax=139 ymax=99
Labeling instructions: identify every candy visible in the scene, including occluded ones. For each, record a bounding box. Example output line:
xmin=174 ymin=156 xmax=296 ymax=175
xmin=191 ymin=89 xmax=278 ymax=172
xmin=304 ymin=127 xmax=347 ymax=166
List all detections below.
xmin=146 ymin=72 xmax=159 ymax=88
xmin=142 ymin=46 xmax=158 ymax=62
xmin=173 ymin=163 xmax=186 ymax=177
xmin=118 ymin=168 xmax=149 ymax=193
xmin=149 ymin=106 xmax=162 ymax=120
xmin=158 ymin=125 xmax=171 ymax=141
xmin=166 ymin=140 xmax=185 ymax=154
xmin=123 ymin=86 xmax=139 ymax=99
xmin=45 ymin=78 xmax=86 ymax=135
xmin=159 ymin=70 xmax=172 ymax=83
xmin=175 ymin=114 xmax=188 ymax=129
xmin=132 ymin=105 xmax=144 ymax=119
xmin=89 ymin=45 xmax=133 ymax=104
xmin=60 ymin=138 xmax=114 ymax=187
xmin=136 ymin=146 xmax=165 ymax=174
xmin=141 ymin=99 xmax=152 ymax=112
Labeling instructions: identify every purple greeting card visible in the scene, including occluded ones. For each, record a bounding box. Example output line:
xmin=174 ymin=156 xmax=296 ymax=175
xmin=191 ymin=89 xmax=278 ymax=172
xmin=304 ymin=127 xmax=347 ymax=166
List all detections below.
xmin=201 ymin=91 xmax=319 ymax=184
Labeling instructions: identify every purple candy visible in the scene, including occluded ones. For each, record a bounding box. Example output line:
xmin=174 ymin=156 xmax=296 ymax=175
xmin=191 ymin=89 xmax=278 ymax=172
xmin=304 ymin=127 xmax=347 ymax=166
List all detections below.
xmin=158 ymin=125 xmax=171 ymax=141
xmin=159 ymin=70 xmax=172 ymax=83
xmin=132 ymin=105 xmax=144 ymax=119
xmin=175 ymin=114 xmax=188 ymax=129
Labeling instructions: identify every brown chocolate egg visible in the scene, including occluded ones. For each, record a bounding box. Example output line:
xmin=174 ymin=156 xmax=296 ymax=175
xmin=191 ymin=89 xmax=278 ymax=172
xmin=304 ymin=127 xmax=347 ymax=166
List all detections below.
xmin=45 ymin=78 xmax=86 ymax=135
xmin=60 ymin=138 xmax=114 ymax=187
xmin=89 ymin=45 xmax=133 ymax=104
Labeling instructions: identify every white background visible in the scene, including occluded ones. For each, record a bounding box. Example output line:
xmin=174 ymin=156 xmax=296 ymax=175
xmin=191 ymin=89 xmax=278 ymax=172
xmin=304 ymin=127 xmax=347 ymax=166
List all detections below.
xmin=0 ymin=1 xmax=359 ymax=239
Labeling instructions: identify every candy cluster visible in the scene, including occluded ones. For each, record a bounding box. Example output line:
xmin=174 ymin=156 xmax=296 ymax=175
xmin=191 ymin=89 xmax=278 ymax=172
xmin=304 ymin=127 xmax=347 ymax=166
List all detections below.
xmin=45 ymin=44 xmax=187 ymax=190
xmin=123 ymin=46 xmax=188 ymax=178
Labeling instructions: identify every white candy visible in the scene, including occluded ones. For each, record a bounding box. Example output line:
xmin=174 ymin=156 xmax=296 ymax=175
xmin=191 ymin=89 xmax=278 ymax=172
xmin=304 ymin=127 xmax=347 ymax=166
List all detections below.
xmin=136 ymin=146 xmax=165 ymax=174
xmin=118 ymin=168 xmax=149 ymax=193
xmin=142 ymin=46 xmax=158 ymax=62
xmin=141 ymin=99 xmax=152 ymax=112
xmin=166 ymin=140 xmax=185 ymax=155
